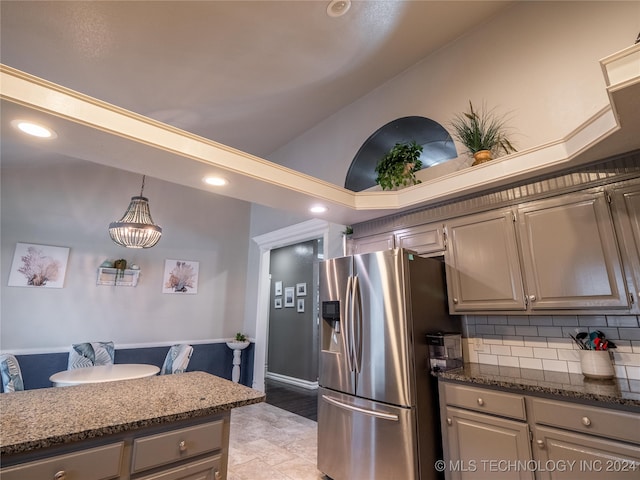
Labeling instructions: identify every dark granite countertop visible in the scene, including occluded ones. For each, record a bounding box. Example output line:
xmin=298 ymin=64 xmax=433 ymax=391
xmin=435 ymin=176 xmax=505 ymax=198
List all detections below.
xmin=0 ymin=371 xmax=265 ymax=456
xmin=436 ymin=363 xmax=640 ymax=409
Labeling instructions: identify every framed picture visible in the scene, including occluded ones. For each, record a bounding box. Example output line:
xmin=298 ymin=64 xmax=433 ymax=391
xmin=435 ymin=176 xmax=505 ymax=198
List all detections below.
xmin=8 ymin=243 xmax=70 ymax=288
xmin=275 ymin=280 xmax=282 ymax=296
xmin=274 ymin=297 xmax=282 ymax=309
xmin=297 ymin=298 xmax=305 ymax=313
xmin=163 ymin=259 xmax=199 ymax=294
xmin=296 ymin=282 xmax=307 ymax=296
xmin=284 ymin=287 xmax=295 ymax=307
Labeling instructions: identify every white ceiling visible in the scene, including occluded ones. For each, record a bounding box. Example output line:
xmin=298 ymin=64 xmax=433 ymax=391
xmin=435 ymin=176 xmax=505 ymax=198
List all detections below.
xmin=1 ymin=0 xmax=510 ymax=158
xmin=2 ymin=1 xmax=638 ymax=225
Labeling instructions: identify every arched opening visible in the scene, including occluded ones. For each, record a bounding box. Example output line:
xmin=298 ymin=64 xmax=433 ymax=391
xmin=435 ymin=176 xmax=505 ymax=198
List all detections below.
xmin=344 ymin=116 xmax=457 ymax=192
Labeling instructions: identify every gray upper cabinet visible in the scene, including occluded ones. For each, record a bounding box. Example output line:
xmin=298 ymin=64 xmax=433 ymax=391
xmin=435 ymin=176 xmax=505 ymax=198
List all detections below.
xmin=444 ymin=208 xmax=527 ymax=312
xmin=517 ymin=191 xmax=629 ymax=311
xmin=610 ymin=183 xmax=640 ymax=312
xmin=394 ymin=222 xmax=445 ymax=257
xmin=350 ymin=232 xmax=395 ymax=255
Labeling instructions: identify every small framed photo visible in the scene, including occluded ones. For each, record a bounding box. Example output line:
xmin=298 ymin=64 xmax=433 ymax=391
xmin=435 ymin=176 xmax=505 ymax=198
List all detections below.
xmin=284 ymin=287 xmax=295 ymax=307
xmin=163 ymin=259 xmax=199 ymax=294
xmin=297 ymin=298 xmax=305 ymax=313
xmin=296 ymin=282 xmax=307 ymax=296
xmin=275 ymin=280 xmax=282 ymax=296
xmin=274 ymin=297 xmax=282 ymax=309
xmin=8 ymin=243 xmax=70 ymax=288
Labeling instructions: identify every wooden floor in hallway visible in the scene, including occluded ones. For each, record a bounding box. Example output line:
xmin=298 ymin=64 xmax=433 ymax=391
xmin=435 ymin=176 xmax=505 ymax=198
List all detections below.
xmin=265 ymin=377 xmax=318 ymax=421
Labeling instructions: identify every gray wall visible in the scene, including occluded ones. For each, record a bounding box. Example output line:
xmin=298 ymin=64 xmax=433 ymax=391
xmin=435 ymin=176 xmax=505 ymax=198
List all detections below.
xmin=1 ymin=160 xmax=252 ymax=351
xmin=267 ymin=239 xmax=320 ymax=382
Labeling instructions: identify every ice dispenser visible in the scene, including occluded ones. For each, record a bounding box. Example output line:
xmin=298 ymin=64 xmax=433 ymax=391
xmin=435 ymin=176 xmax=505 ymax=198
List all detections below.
xmin=426 ymin=333 xmax=462 ymax=371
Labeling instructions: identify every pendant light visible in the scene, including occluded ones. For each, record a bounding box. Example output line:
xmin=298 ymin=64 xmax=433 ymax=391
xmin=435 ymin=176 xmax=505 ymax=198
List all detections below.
xmin=108 ymin=175 xmax=162 ymax=248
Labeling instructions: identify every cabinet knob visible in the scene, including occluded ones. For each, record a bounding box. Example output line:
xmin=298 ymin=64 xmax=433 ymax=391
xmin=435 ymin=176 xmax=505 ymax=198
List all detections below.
xmin=477 ymin=398 xmax=484 ymax=406
xmin=179 ymin=440 xmax=187 ymax=452
xmin=446 ymin=418 xmax=452 ymax=426
xmin=529 ymin=295 xmax=537 ymax=302
xmin=214 ymin=470 xmax=222 ymax=480
xmin=453 ymin=298 xmax=459 ymax=304
xmin=536 ymin=440 xmax=545 ymax=449
xmin=54 ymin=472 xmax=67 ymax=480
xmin=581 ymin=416 xmax=591 ymax=427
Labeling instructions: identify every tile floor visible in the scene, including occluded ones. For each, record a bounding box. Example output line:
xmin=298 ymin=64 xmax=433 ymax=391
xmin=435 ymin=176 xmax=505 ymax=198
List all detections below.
xmin=228 ymin=402 xmax=328 ymax=480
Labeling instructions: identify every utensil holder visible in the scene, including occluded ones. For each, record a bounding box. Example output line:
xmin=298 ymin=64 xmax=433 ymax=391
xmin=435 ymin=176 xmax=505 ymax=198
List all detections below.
xmin=579 ymin=350 xmax=614 ymax=379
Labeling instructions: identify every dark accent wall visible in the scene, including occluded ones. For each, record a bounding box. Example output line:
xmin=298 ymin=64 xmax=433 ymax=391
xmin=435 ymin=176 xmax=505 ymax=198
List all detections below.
xmin=3 ymin=342 xmax=254 ymax=391
xmin=268 ymin=240 xmax=319 ymax=382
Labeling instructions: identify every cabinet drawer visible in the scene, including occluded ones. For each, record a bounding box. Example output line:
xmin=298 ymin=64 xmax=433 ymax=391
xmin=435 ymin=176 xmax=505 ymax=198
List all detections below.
xmin=132 ymin=420 xmax=224 ymax=473
xmin=530 ymin=397 xmax=640 ymax=445
xmin=136 ymin=455 xmax=223 ymax=480
xmin=443 ymin=382 xmax=526 ymax=420
xmin=0 ymin=442 xmax=123 ymax=480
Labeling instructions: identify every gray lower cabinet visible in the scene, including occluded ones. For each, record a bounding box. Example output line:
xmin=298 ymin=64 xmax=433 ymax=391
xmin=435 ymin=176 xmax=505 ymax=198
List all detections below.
xmin=444 ymin=406 xmax=533 ymax=480
xmin=530 ymin=397 xmax=640 ymax=479
xmin=0 ymin=442 xmax=124 ymax=480
xmin=444 ymin=188 xmax=631 ymax=314
xmin=0 ymin=415 xmax=229 ymax=480
xmin=439 ymin=380 xmax=640 ymax=480
xmin=440 ymin=382 xmax=533 ymax=480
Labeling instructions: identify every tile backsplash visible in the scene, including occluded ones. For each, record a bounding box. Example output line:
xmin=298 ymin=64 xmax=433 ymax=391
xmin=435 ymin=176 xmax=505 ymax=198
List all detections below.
xmin=462 ymin=315 xmax=640 ymax=381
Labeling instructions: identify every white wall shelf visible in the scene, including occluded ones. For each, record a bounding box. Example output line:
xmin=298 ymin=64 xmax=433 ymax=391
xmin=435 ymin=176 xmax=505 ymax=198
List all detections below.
xmin=97 ymin=267 xmax=140 ymax=287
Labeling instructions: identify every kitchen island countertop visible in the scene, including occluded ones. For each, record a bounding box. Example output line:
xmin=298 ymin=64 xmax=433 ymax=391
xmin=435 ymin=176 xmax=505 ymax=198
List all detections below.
xmin=0 ymin=371 xmax=265 ymax=456
xmin=436 ymin=363 xmax=640 ymax=409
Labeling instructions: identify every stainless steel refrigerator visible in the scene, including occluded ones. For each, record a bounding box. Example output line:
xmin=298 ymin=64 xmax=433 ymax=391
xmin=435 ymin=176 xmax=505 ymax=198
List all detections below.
xmin=318 ymin=248 xmax=460 ymax=480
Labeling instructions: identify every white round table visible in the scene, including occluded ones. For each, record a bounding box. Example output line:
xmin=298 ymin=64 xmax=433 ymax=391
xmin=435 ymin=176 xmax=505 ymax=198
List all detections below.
xmin=49 ymin=364 xmax=160 ymax=387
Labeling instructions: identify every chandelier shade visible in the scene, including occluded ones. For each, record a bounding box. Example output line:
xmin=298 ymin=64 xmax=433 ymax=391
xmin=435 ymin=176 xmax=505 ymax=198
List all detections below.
xmin=109 ymin=176 xmax=162 ymax=249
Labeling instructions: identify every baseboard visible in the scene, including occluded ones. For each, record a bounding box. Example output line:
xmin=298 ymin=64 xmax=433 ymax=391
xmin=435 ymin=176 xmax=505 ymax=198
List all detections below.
xmin=266 ymin=371 xmax=318 ymax=390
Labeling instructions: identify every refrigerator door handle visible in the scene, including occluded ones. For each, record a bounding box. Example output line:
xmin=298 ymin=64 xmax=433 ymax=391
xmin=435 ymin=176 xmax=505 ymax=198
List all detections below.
xmin=321 ymin=395 xmax=399 ymax=421
xmin=344 ymin=275 xmax=355 ymax=372
xmin=352 ymin=275 xmax=363 ymax=373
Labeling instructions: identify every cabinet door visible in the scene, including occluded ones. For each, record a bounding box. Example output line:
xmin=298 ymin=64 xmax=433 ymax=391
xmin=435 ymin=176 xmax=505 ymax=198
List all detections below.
xmin=533 ymin=425 xmax=640 ymax=480
xmin=351 ymin=232 xmax=395 ymax=255
xmin=444 ymin=208 xmax=526 ymax=312
xmin=610 ymin=183 xmax=640 ymax=312
xmin=517 ymin=191 xmax=628 ymax=310
xmin=444 ymin=406 xmax=534 ymax=480
xmin=394 ymin=223 xmax=445 ymax=256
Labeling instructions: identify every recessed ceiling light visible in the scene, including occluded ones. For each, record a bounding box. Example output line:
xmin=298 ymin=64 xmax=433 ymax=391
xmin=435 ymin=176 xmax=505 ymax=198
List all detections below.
xmin=310 ymin=205 xmax=328 ymax=214
xmin=203 ymin=176 xmax=228 ymax=186
xmin=11 ymin=120 xmax=56 ymax=138
xmin=326 ymin=0 xmax=351 ymax=17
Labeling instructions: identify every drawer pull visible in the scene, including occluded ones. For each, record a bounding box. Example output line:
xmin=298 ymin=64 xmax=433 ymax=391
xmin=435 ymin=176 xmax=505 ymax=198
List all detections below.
xmin=215 ymin=470 xmax=222 ymax=480
xmin=54 ymin=471 xmax=67 ymax=480
xmin=453 ymin=298 xmax=459 ymax=304
xmin=447 ymin=417 xmax=452 ymax=426
xmin=536 ymin=440 xmax=545 ymax=449
xmin=477 ymin=398 xmax=484 ymax=406
xmin=179 ymin=440 xmax=187 ymax=452
xmin=581 ymin=416 xmax=591 ymax=427
xmin=529 ymin=295 xmax=537 ymax=302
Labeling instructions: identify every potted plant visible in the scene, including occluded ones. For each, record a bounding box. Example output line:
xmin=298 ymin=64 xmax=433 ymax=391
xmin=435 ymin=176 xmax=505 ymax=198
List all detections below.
xmin=450 ymin=101 xmax=516 ymax=165
xmin=234 ymin=332 xmax=248 ymax=342
xmin=374 ymin=140 xmax=423 ymax=190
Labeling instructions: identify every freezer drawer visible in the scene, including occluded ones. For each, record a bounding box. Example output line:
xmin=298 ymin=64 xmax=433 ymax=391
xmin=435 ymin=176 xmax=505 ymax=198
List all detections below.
xmin=318 ymin=387 xmax=419 ymax=480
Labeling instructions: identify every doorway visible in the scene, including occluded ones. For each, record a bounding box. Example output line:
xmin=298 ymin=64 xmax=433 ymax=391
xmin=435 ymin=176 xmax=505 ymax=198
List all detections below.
xmin=251 ymin=219 xmax=343 ymax=393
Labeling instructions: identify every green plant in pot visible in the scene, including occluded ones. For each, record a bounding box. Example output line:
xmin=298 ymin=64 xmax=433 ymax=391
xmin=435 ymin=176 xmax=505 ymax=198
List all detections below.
xmin=234 ymin=332 xmax=248 ymax=342
xmin=450 ymin=101 xmax=516 ymax=166
xmin=374 ymin=140 xmax=423 ymax=190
